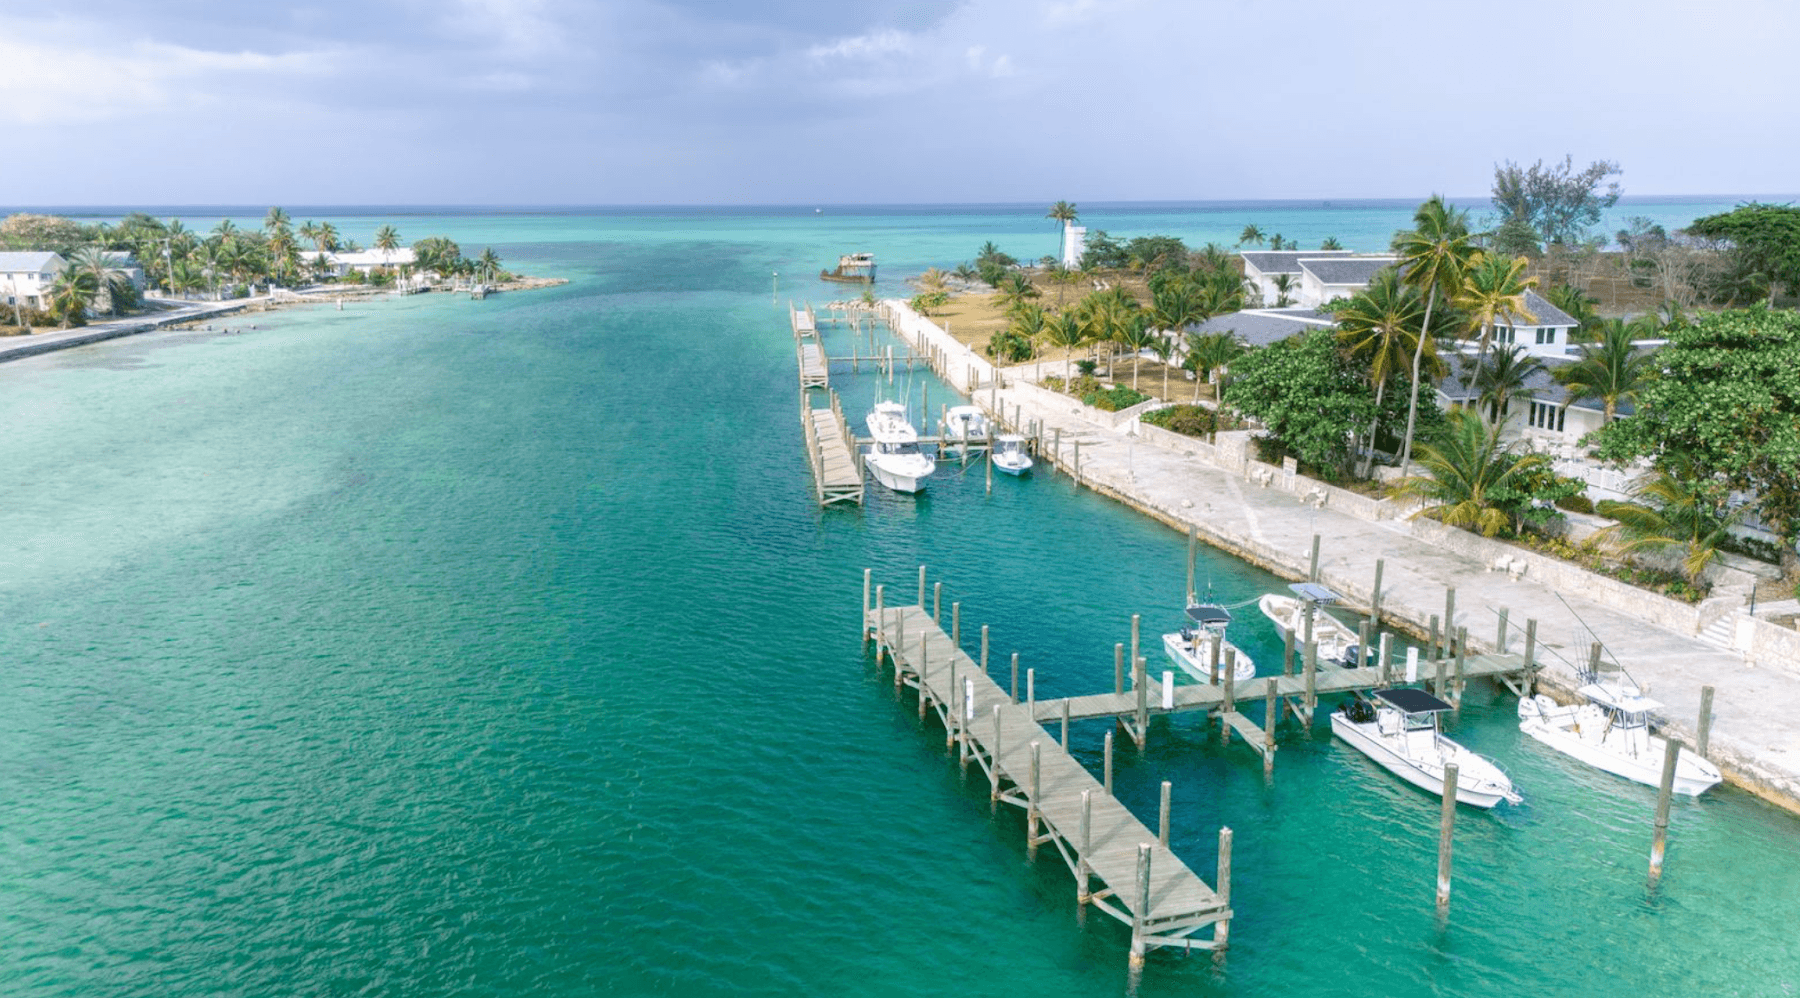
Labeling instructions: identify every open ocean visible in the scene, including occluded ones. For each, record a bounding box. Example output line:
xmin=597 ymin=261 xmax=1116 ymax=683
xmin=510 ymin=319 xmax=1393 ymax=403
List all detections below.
xmin=3 ymin=200 xmax=1798 ymax=996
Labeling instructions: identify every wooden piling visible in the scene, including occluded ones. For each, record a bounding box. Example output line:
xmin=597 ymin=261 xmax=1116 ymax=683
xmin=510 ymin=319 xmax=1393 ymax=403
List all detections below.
xmin=1129 ymin=844 xmax=1152 ymax=969
xmin=918 ymin=565 xmax=926 ymax=609
xmin=1214 ymin=828 xmax=1233 ymax=949
xmin=1133 ymin=656 xmax=1148 ymax=748
xmin=1453 ymin=627 xmax=1467 ymax=712
xmin=1379 ymin=632 xmax=1392 ymax=685
xmin=1104 ymin=730 xmax=1114 ymax=795
xmin=1437 ymin=763 xmax=1458 ymax=910
xmin=1370 ymin=558 xmax=1384 ymax=626
xmin=1222 ymin=649 xmax=1238 ymax=721
xmin=1062 ymin=700 xmax=1071 ymax=750
xmin=1158 ymin=781 xmax=1171 ymax=847
xmin=1263 ymin=678 xmax=1278 ymax=775
xmin=874 ymin=584 xmax=886 ymax=661
xmin=1283 ymin=626 xmax=1296 ymax=676
xmin=1444 ymin=587 xmax=1456 ymax=643
xmin=1304 ymin=639 xmax=1317 ymax=714
xmin=1073 ymin=440 xmax=1081 ymax=487
xmin=1650 ymin=738 xmax=1681 ymax=885
xmin=1208 ymin=634 xmax=1222 ymax=686
xmin=1524 ymin=619 xmax=1538 ymax=686
xmin=1427 ymin=614 xmax=1440 ymax=663
xmin=1114 ymin=643 xmax=1124 ymax=696
xmin=1308 ymin=533 xmax=1321 ymax=582
xmin=1130 ymin=615 xmax=1140 ymax=677
xmin=862 ymin=569 xmax=871 ymax=644
xmin=1186 ymin=525 xmax=1198 ymax=604
xmin=1028 ymin=742 xmax=1042 ymax=860
xmin=1698 ymin=685 xmax=1715 ymax=759
xmin=991 ymin=706 xmax=1003 ymax=800
xmin=951 ymin=600 xmax=960 ymax=649
xmin=1054 ymin=428 xmax=1062 ymax=477
xmin=933 ymin=582 xmax=942 ymax=627
xmin=1010 ymin=652 xmax=1019 ymax=704
xmin=1078 ymin=789 xmax=1092 ymax=903
xmin=1027 ymin=668 xmax=1036 ymax=716
xmin=1357 ymin=619 xmax=1371 ymax=669
xmin=980 ymin=624 xmax=989 ymax=675
xmin=1496 ymin=608 xmax=1510 ymax=653
xmin=1588 ymin=640 xmax=1603 ymax=679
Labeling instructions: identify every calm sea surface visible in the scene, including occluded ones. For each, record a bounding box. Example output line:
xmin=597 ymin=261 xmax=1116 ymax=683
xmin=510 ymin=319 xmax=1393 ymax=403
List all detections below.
xmin=3 ymin=201 xmax=1797 ymax=996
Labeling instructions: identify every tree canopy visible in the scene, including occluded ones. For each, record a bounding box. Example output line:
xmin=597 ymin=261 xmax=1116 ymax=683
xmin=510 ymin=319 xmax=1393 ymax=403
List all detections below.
xmin=1595 ymin=307 xmax=1800 ymax=543
xmin=1490 ymin=155 xmax=1622 ymax=248
xmin=1685 ymin=202 xmax=1800 ymax=305
xmin=1224 ymin=329 xmax=1425 ymax=479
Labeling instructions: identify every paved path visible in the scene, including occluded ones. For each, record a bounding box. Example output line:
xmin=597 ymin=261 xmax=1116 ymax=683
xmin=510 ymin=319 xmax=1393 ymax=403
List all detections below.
xmin=0 ymin=293 xmax=330 ymax=364
xmin=873 ymin=302 xmax=1800 ymax=809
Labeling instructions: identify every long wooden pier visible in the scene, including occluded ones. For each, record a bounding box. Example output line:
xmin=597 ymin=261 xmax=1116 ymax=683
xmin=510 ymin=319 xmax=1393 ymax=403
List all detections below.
xmin=801 ymin=389 xmax=863 ymax=506
xmin=864 ymin=586 xmax=1233 ymax=964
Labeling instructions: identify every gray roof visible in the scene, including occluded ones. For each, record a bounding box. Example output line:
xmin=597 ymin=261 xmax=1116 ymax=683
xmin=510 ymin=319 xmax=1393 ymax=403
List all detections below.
xmin=1511 ymin=289 xmax=1576 ymax=329
xmin=1188 ymin=308 xmax=1335 ymax=348
xmin=1435 ymin=352 xmax=1634 ymax=416
xmin=1301 ymin=257 xmax=1397 ymax=286
xmin=1240 ymin=250 xmax=1354 ymax=275
xmin=0 ymin=251 xmax=62 ymax=272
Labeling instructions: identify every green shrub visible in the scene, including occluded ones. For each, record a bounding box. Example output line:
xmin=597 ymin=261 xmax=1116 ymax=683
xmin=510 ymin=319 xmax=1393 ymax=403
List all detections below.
xmin=1141 ymin=404 xmax=1217 ymax=437
xmin=1082 ymin=385 xmax=1150 ymax=411
xmin=985 ymin=329 xmax=1036 ymax=362
xmin=1555 ymin=493 xmax=1595 ymax=514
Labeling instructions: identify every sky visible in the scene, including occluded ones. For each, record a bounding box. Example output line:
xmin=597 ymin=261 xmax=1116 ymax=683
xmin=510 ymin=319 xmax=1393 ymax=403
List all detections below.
xmin=4 ymin=0 xmax=1797 ymax=205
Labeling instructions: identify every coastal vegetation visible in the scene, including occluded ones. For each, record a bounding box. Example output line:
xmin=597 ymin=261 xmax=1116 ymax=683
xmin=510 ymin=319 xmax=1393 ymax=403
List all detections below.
xmin=0 ymin=208 xmax=512 ymax=330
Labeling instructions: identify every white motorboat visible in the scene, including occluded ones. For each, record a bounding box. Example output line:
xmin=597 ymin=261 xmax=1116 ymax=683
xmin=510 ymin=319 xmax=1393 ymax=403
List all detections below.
xmin=1161 ymin=602 xmax=1256 ymax=684
xmin=864 ymin=401 xmax=936 ymax=493
xmin=1518 ymin=680 xmax=1722 ymax=795
xmin=1260 ymin=583 xmax=1361 ymax=666
xmin=1331 ymin=688 xmax=1522 ymax=808
xmin=990 ymin=433 xmax=1033 ymax=476
xmin=939 ymin=405 xmax=991 ymax=454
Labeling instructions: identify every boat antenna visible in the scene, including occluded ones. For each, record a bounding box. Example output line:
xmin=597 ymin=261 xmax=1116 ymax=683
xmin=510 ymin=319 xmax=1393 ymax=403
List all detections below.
xmin=1551 ymin=591 xmax=1635 ymax=685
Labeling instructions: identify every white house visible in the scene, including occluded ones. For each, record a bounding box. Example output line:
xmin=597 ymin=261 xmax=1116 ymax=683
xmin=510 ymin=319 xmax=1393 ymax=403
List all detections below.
xmin=1481 ymin=289 xmax=1580 ymax=358
xmin=327 ymin=247 xmax=417 ymax=276
xmin=1239 ymin=250 xmax=1353 ymax=306
xmin=1296 ymin=256 xmax=1397 ymax=307
xmin=0 ymin=251 xmax=67 ymax=309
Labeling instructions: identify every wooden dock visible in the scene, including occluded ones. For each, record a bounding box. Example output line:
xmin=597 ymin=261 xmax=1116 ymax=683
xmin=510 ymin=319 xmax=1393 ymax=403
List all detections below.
xmin=791 ymin=303 xmax=829 ymax=389
xmin=865 ymin=592 xmax=1233 ymax=963
xmin=802 ymin=389 xmax=862 ymax=506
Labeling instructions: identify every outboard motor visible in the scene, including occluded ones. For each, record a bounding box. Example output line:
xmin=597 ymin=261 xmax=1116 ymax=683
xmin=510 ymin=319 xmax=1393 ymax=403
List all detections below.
xmin=1341 ymin=643 xmax=1360 ymax=668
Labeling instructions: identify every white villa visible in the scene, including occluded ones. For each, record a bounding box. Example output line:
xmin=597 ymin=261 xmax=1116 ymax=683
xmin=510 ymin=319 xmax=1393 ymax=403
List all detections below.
xmin=0 ymin=251 xmax=66 ymax=309
xmin=325 ymin=247 xmax=417 ymax=277
xmin=1239 ymin=250 xmax=1353 ymax=305
xmin=1297 ymin=256 xmax=1397 ymax=307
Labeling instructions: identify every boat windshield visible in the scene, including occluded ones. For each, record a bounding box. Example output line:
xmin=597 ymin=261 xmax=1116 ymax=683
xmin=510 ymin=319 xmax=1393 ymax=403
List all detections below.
xmin=1403 ymin=711 xmax=1437 ymax=732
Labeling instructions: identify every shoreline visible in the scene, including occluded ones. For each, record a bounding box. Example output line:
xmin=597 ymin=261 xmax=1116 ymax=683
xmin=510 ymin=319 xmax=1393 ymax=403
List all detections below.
xmin=0 ymin=276 xmax=569 ymax=364
xmin=875 ymin=297 xmax=1800 ymax=816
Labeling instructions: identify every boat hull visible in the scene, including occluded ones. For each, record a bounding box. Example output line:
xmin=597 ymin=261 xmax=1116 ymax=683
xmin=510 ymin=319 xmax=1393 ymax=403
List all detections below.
xmin=865 ymin=452 xmax=934 ymax=493
xmin=1161 ymin=632 xmax=1256 ymax=683
xmin=992 ymin=456 xmax=1032 ymax=476
xmin=1330 ymin=713 xmax=1516 ymax=808
xmin=1518 ymin=703 xmax=1721 ymax=795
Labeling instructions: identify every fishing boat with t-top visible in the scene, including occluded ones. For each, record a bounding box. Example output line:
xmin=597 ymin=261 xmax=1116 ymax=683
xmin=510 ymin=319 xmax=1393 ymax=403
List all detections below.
xmin=863 ymin=400 xmax=935 ymax=494
xmin=820 ymin=252 xmax=876 ymax=284
xmin=1518 ymin=672 xmax=1722 ymax=795
xmin=1162 ymin=600 xmax=1256 ymax=684
xmin=1333 ymin=688 xmax=1523 ymax=808
xmin=1260 ymin=582 xmax=1361 ymax=666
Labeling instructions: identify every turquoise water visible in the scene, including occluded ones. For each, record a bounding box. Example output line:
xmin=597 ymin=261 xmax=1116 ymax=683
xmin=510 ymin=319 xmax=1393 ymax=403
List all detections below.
xmin=3 ymin=205 xmax=1799 ymax=996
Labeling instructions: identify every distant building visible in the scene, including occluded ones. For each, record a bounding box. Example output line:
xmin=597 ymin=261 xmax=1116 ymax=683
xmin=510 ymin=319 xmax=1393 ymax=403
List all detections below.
xmin=1477 ymin=289 xmax=1579 ymax=359
xmin=100 ymin=251 xmax=146 ymax=289
xmin=1296 ymin=256 xmax=1396 ymax=307
xmin=326 ymin=247 xmax=417 ymax=276
xmin=1239 ymin=250 xmax=1354 ymax=306
xmin=0 ymin=251 xmax=67 ymax=309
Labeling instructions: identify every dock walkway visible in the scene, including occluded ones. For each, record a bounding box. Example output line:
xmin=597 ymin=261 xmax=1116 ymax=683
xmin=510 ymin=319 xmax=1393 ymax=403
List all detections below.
xmin=867 ymin=601 xmax=1232 ymax=961
xmin=801 ymin=390 xmax=862 ymax=506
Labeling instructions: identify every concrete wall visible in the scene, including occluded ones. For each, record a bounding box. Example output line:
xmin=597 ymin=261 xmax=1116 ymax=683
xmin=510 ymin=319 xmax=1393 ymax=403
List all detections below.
xmin=1736 ymin=615 xmax=1800 ymax=678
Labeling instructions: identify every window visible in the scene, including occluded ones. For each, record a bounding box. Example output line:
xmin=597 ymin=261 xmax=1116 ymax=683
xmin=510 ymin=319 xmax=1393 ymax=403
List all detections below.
xmin=1494 ymin=324 xmax=1514 ymax=345
xmin=1536 ymin=326 xmax=1556 ymax=345
xmin=1528 ymin=400 xmax=1565 ymax=432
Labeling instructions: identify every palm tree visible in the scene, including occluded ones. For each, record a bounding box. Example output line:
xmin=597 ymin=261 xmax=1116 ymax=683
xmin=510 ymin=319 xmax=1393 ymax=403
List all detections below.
xmin=374 ymin=225 xmax=401 ymax=252
xmin=48 ymin=269 xmax=99 ymax=327
xmin=995 ymin=272 xmax=1040 ymax=314
xmin=1320 ymin=237 xmax=1343 ymax=250
xmin=211 ymin=219 xmax=239 ymax=243
xmin=1596 ymin=454 xmax=1736 ymax=585
xmin=1041 ymin=312 xmax=1087 ymax=382
xmin=1005 ymin=303 xmax=1049 ymax=377
xmin=1115 ymin=313 xmax=1160 ymax=389
xmin=1238 ymin=225 xmax=1265 ymax=248
xmin=1554 ymin=318 xmax=1651 ymax=425
xmin=1544 ymin=283 xmax=1601 ymax=340
xmin=1394 ymin=195 xmax=1477 ymax=474
xmin=264 ymin=206 xmax=291 ymax=236
xmin=1456 ymin=252 xmax=1537 ymax=369
xmin=1183 ymin=332 xmax=1244 ymax=401
xmin=478 ymin=248 xmax=502 ymax=282
xmin=1471 ymin=344 xmax=1545 ymax=423
xmin=1335 ymin=270 xmax=1428 ymax=473
xmin=67 ymin=246 xmax=134 ymax=317
xmin=1269 ymin=272 xmax=1298 ymax=307
xmin=314 ymin=222 xmax=340 ymax=253
xmin=1046 ymin=201 xmax=1078 ymax=260
xmin=1393 ymin=407 xmax=1554 ymax=537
